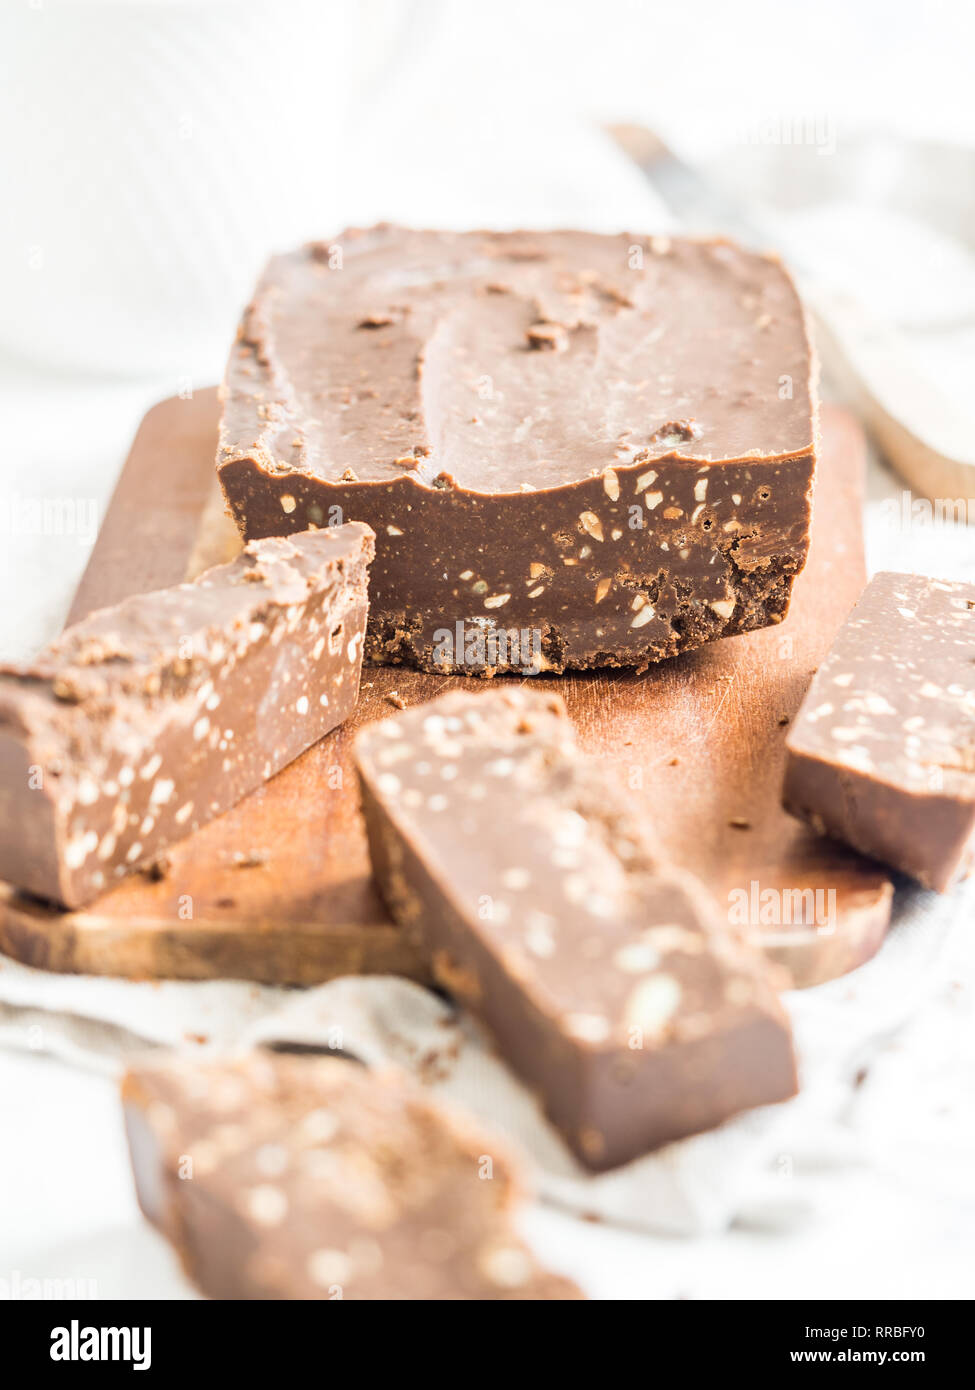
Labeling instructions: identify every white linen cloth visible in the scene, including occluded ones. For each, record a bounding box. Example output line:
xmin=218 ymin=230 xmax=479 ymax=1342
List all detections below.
xmin=1 ymin=868 xmax=972 ymax=1238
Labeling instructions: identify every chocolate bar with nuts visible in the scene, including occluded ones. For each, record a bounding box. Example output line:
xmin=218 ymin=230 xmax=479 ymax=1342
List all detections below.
xmin=784 ymin=570 xmax=975 ymax=891
xmin=354 ymin=688 xmax=797 ymax=1170
xmin=0 ymin=524 xmax=373 ymax=908
xmin=122 ymin=1052 xmax=582 ymax=1300
xmin=218 ymin=225 xmax=817 ymax=676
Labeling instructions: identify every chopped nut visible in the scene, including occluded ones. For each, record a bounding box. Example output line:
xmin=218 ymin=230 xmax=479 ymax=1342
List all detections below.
xmin=244 ymin=1185 xmax=288 ymax=1227
xmin=651 ymin=420 xmax=701 ymax=446
xmin=52 ymin=676 xmax=84 ymax=703
xmin=602 ymin=468 xmax=620 ymax=501
xmin=635 ymin=468 xmax=657 ymax=493
xmin=579 ymin=511 xmax=604 ymax=542
xmin=526 ymin=321 xmax=568 ymax=351
xmin=624 ymin=974 xmax=681 ymax=1034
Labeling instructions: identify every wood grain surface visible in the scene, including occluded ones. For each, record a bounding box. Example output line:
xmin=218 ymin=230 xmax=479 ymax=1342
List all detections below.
xmin=0 ymin=392 xmax=891 ymax=985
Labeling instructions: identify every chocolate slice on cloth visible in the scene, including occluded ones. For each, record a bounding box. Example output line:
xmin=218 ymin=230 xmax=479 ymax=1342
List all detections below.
xmin=354 ymin=688 xmax=797 ymax=1171
xmin=218 ymin=225 xmax=817 ymax=675
xmin=0 ymin=524 xmax=373 ymax=908
xmin=784 ymin=570 xmax=975 ymax=891
xmin=122 ymin=1052 xmax=582 ymax=1301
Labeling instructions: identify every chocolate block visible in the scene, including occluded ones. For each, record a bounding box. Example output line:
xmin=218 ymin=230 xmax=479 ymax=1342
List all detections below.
xmin=218 ymin=226 xmax=817 ymax=675
xmin=0 ymin=525 xmax=373 ymax=908
xmin=122 ymin=1053 xmax=582 ymax=1301
xmin=354 ymin=689 xmax=797 ymax=1170
xmin=784 ymin=571 xmax=975 ymax=891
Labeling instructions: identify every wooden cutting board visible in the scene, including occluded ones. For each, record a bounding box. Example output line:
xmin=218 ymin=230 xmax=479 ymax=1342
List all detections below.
xmin=0 ymin=391 xmax=892 ymax=986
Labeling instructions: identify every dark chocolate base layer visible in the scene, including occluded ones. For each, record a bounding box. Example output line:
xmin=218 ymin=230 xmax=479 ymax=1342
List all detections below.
xmin=362 ymin=548 xmax=804 ymax=675
xmin=221 ymin=454 xmax=814 ymax=676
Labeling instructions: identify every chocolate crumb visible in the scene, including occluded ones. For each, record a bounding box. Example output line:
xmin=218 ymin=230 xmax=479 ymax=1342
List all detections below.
xmin=143 ymin=855 xmax=172 ymax=882
xmin=526 ymin=322 xmax=568 ymax=352
xmin=233 ymin=849 xmax=269 ymax=869
xmin=51 ymin=677 xmax=84 ymax=703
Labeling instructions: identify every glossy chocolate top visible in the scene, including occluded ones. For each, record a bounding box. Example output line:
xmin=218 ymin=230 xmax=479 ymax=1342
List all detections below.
xmin=221 ymin=226 xmax=816 ymax=496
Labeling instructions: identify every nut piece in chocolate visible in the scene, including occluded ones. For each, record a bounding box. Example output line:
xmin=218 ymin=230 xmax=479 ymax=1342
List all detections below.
xmin=0 ymin=524 xmax=374 ymax=908
xmin=355 ymin=688 xmax=797 ymax=1170
xmin=784 ymin=571 xmax=975 ymax=891
xmin=218 ymin=226 xmax=817 ymax=676
xmin=122 ymin=1052 xmax=582 ymax=1301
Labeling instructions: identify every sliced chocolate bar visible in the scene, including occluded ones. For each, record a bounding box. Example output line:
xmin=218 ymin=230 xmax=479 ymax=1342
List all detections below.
xmin=0 ymin=524 xmax=373 ymax=908
xmin=122 ymin=1052 xmax=582 ymax=1301
xmin=218 ymin=225 xmax=817 ymax=675
xmin=355 ymin=688 xmax=797 ymax=1170
xmin=784 ymin=571 xmax=975 ymax=891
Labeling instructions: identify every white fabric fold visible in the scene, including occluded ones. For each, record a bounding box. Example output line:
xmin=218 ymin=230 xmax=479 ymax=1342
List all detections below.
xmin=1 ymin=878 xmax=970 ymax=1236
